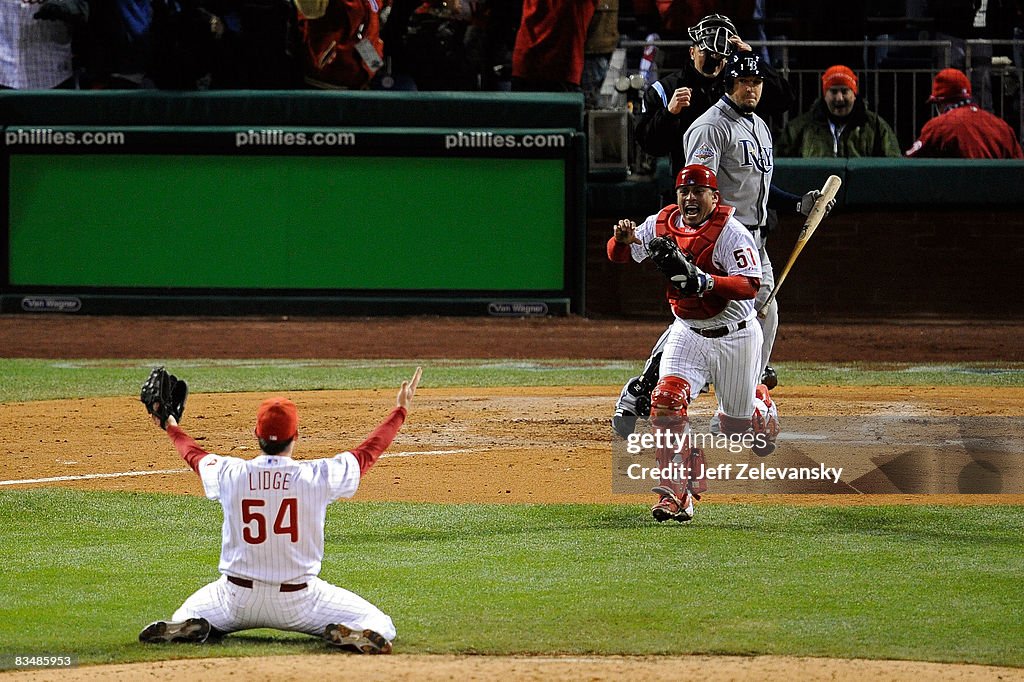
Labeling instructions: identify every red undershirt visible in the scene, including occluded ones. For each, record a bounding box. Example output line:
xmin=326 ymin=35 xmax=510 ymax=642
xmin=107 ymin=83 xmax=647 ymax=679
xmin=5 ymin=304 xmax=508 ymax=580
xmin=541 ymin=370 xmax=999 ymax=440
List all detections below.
xmin=166 ymin=406 xmax=408 ymax=477
xmin=606 ymin=237 xmax=759 ymax=298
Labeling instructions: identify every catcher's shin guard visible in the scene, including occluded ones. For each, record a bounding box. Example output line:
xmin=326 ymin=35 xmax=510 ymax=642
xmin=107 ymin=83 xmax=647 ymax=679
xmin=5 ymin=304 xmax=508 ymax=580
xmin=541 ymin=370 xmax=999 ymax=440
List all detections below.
xmin=649 ymin=376 xmax=699 ymax=521
xmin=750 ymin=384 xmax=780 ymax=457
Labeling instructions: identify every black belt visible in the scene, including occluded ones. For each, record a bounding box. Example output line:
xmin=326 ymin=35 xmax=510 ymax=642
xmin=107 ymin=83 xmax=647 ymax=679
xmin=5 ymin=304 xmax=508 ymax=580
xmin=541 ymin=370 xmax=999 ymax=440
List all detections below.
xmin=227 ymin=575 xmax=307 ymax=592
xmin=689 ymin=319 xmax=747 ymax=339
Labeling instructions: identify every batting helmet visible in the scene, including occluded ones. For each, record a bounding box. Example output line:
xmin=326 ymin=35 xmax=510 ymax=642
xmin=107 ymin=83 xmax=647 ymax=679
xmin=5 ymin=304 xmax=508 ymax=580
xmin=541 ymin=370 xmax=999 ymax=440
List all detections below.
xmin=724 ymin=51 xmax=765 ymax=89
xmin=676 ymin=164 xmax=718 ymax=191
xmin=688 ymin=14 xmax=737 ymax=58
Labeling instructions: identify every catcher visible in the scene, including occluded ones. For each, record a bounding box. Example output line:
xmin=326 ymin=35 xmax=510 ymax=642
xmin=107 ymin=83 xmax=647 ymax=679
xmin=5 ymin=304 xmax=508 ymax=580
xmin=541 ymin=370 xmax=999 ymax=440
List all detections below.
xmin=137 ymin=365 xmax=422 ymax=653
xmin=607 ymin=165 xmax=779 ymax=523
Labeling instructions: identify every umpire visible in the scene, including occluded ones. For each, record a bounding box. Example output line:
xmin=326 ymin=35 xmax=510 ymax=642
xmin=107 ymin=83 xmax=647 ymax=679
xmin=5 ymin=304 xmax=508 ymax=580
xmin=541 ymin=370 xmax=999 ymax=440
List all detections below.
xmin=634 ymin=14 xmax=792 ymax=181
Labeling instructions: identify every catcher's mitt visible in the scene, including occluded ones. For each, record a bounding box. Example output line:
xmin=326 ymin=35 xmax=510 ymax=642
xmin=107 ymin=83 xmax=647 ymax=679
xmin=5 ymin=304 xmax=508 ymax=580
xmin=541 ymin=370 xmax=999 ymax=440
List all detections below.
xmin=648 ymin=236 xmax=697 ymax=284
xmin=140 ymin=366 xmax=188 ymax=429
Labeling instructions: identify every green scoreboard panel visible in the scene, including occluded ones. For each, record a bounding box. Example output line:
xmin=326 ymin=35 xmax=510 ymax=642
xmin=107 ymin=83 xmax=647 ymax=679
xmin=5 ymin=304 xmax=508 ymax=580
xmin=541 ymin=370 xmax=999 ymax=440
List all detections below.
xmin=2 ymin=126 xmax=584 ymax=315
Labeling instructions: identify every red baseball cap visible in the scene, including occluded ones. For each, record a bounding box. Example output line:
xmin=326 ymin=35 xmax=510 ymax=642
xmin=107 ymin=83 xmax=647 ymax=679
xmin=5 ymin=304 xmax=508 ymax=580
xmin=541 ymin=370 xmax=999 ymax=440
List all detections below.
xmin=255 ymin=397 xmax=298 ymax=442
xmin=927 ymin=68 xmax=972 ymax=103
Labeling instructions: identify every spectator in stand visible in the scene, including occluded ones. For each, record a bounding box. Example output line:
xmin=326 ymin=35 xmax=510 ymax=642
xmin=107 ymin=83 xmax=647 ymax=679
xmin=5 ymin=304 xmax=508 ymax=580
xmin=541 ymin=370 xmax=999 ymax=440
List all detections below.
xmin=582 ymin=0 xmax=619 ymax=108
xmin=777 ymin=65 xmax=901 ymax=158
xmin=511 ymin=0 xmax=597 ymax=92
xmin=78 ymin=0 xmax=152 ymax=89
xmin=1 ymin=0 xmax=82 ymax=89
xmin=906 ymin=68 xmax=1024 ymax=158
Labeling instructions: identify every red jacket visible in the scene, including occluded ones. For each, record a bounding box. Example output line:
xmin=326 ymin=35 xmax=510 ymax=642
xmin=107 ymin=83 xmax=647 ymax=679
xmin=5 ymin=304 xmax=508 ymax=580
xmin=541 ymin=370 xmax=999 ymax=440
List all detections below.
xmin=906 ymin=104 xmax=1024 ymax=159
xmin=512 ymin=0 xmax=596 ymax=86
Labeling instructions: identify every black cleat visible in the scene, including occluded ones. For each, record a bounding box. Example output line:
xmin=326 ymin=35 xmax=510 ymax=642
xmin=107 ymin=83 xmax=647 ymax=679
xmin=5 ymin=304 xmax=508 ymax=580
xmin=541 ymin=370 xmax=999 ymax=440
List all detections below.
xmin=139 ymin=618 xmax=211 ymax=644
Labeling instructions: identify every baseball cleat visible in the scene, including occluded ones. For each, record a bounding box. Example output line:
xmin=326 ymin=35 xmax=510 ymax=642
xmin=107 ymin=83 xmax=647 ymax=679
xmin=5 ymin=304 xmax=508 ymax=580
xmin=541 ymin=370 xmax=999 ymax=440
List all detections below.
xmin=611 ymin=409 xmax=638 ymax=439
xmin=650 ymin=486 xmax=694 ymax=523
xmin=324 ymin=624 xmax=393 ymax=654
xmin=139 ymin=617 xmax=211 ymax=644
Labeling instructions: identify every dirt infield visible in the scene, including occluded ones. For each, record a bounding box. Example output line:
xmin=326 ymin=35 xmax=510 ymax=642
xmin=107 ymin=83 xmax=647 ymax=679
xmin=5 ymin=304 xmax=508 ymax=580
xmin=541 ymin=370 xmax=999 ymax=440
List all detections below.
xmin=2 ymin=314 xmax=1022 ymax=680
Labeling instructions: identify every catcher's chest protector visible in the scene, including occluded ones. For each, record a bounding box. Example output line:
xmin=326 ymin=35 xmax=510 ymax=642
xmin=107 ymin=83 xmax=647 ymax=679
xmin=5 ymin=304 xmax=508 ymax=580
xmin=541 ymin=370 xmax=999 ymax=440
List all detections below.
xmin=656 ymin=204 xmax=733 ymax=319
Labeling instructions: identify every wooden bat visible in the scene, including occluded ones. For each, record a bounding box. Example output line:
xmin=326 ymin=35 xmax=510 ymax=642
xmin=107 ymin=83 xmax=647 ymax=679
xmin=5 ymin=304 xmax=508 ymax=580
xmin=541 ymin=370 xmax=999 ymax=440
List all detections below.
xmin=757 ymin=174 xmax=842 ymax=317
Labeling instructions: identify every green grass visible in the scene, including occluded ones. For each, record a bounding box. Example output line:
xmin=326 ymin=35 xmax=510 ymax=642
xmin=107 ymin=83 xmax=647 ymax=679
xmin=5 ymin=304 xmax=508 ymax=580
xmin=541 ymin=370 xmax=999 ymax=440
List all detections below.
xmin=0 ymin=489 xmax=1021 ymax=667
xmin=2 ymin=359 xmax=1023 ymax=669
xmin=2 ymin=359 xmax=1024 ymax=402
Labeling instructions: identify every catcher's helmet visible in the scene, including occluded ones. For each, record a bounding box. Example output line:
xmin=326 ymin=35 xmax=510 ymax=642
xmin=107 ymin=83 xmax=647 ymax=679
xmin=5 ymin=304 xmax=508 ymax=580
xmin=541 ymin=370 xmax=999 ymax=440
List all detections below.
xmin=676 ymin=164 xmax=718 ymax=191
xmin=688 ymin=14 xmax=737 ymax=58
xmin=724 ymin=51 xmax=765 ymax=88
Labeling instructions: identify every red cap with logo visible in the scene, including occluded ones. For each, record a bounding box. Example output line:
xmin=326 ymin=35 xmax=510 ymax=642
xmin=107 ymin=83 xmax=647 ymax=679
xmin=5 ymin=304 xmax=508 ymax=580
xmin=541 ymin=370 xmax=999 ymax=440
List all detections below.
xmin=927 ymin=68 xmax=972 ymax=103
xmin=255 ymin=397 xmax=298 ymax=442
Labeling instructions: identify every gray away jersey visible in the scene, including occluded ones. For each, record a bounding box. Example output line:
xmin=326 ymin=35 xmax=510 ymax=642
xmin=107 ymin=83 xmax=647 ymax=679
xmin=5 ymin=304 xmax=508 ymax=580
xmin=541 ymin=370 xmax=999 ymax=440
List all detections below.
xmin=683 ymin=97 xmax=774 ymax=229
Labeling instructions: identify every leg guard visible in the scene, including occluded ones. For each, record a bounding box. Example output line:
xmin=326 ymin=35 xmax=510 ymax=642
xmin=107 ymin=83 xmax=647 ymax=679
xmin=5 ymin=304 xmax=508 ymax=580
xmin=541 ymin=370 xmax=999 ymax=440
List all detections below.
xmin=751 ymin=384 xmax=780 ymax=457
xmin=718 ymin=385 xmax=780 ymax=457
xmin=649 ymin=377 xmax=704 ymax=521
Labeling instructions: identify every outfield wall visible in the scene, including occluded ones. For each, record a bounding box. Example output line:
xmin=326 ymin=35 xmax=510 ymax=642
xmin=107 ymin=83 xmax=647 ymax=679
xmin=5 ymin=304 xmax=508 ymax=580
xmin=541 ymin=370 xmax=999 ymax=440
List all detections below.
xmin=2 ymin=90 xmax=1022 ymax=319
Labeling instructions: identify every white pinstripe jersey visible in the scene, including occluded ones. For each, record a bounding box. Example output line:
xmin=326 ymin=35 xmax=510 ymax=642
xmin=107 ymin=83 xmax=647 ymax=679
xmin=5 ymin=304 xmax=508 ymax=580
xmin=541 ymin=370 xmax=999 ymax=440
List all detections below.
xmin=629 ymin=208 xmax=762 ymax=327
xmin=683 ymin=97 xmax=775 ymax=229
xmin=197 ymin=452 xmax=362 ymax=584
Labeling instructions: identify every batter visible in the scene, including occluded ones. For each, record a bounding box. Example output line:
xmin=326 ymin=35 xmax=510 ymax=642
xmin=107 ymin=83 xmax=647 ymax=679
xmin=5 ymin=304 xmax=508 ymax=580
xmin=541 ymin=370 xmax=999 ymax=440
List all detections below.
xmin=138 ymin=367 xmax=422 ymax=654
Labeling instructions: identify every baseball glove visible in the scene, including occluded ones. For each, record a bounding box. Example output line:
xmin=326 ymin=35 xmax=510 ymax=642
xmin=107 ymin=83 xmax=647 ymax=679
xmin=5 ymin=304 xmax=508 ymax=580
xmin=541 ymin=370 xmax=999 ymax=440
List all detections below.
xmin=648 ymin=236 xmax=715 ymax=297
xmin=140 ymin=366 xmax=188 ymax=429
xmin=648 ymin=236 xmax=696 ymax=282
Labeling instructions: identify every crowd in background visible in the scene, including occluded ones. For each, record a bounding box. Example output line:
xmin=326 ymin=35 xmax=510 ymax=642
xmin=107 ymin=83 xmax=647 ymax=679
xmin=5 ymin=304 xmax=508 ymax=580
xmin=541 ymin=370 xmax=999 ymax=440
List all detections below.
xmin=3 ymin=0 xmax=1023 ymax=155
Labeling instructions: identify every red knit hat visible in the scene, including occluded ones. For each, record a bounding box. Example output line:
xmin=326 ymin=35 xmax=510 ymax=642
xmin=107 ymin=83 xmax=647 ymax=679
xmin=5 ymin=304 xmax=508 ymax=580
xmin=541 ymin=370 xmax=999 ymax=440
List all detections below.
xmin=927 ymin=68 xmax=972 ymax=103
xmin=255 ymin=397 xmax=298 ymax=442
xmin=822 ymin=65 xmax=858 ymax=95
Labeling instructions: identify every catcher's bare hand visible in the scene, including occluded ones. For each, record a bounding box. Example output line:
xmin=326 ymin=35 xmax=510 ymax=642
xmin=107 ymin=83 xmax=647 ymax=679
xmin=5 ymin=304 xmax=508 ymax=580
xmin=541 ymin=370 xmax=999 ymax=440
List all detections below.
xmin=397 ymin=366 xmax=422 ymax=410
xmin=613 ymin=219 xmax=639 ymax=245
xmin=667 ymin=87 xmax=692 ymax=114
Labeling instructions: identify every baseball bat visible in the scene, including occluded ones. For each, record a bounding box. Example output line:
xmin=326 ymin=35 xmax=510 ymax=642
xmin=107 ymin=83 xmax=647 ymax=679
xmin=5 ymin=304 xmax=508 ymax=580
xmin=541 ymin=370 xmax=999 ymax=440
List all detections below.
xmin=757 ymin=174 xmax=842 ymax=317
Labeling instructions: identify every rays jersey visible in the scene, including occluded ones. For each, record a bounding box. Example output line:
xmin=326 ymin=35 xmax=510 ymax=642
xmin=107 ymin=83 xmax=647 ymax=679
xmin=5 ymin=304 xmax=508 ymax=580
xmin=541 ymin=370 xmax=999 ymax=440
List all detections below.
xmin=683 ymin=96 xmax=775 ymax=232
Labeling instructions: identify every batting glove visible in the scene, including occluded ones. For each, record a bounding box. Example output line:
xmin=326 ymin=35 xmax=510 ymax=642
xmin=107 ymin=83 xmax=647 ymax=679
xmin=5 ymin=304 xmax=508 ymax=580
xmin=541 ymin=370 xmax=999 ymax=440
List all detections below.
xmin=797 ymin=190 xmax=836 ymax=217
